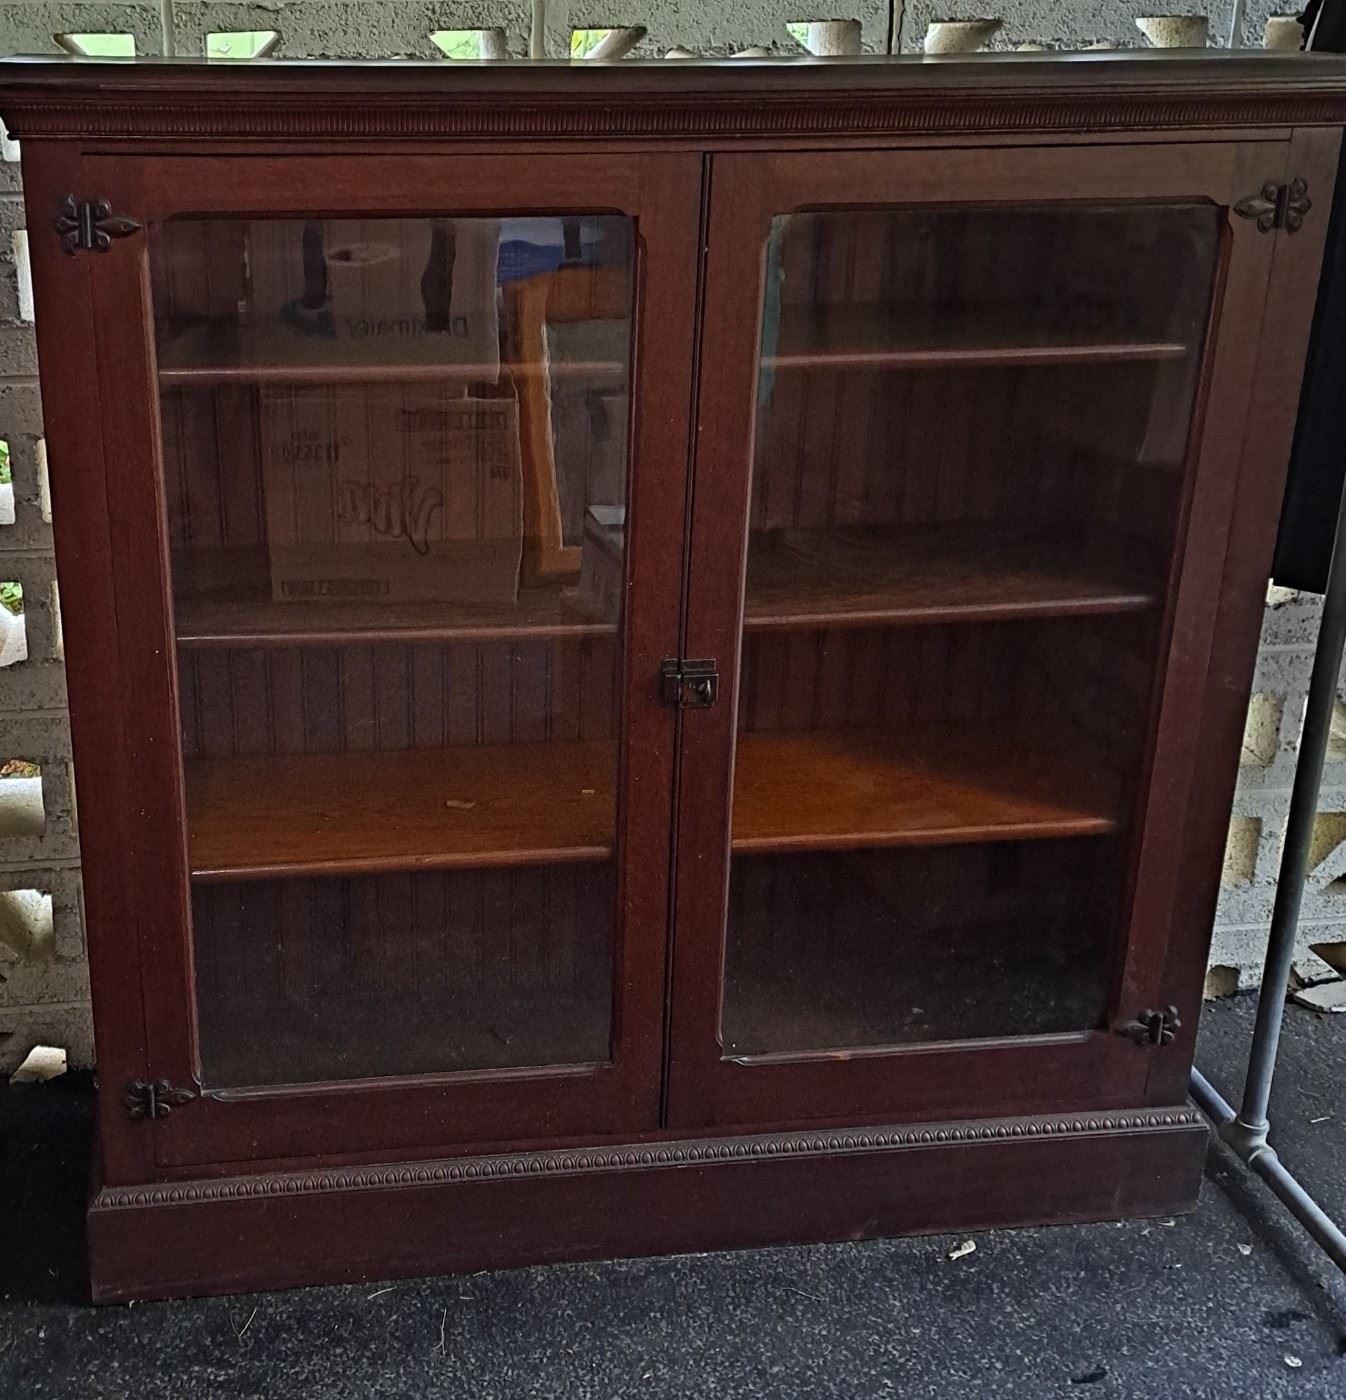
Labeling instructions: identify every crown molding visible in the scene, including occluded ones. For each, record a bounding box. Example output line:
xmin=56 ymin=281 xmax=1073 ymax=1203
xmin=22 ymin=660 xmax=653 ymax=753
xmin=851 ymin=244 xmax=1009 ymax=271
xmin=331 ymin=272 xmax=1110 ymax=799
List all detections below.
xmin=4 ymin=56 xmax=1346 ymax=143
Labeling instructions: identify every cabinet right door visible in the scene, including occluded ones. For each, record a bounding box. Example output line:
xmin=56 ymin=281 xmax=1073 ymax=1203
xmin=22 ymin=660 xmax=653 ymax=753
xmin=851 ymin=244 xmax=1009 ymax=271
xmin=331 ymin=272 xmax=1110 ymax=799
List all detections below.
xmin=667 ymin=140 xmax=1309 ymax=1131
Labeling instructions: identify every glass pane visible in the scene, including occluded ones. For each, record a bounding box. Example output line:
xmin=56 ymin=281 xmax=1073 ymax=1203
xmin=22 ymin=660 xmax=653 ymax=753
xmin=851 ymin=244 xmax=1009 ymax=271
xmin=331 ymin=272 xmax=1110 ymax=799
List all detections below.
xmin=722 ymin=203 xmax=1220 ymax=1058
xmin=152 ymin=213 xmax=634 ymax=1088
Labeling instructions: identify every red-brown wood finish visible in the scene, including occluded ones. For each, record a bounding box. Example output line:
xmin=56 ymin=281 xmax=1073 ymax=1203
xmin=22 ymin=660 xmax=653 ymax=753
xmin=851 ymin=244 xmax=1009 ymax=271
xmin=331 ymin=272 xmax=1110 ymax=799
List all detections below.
xmin=63 ymin=149 xmax=702 ymax=1169
xmin=1147 ymin=124 xmax=1344 ymax=1103
xmin=18 ymin=142 xmax=155 ymax=1187
xmin=86 ymin=1108 xmax=1208 ymax=1302
xmin=0 ymin=53 xmax=1341 ymax=1301
xmin=665 ymin=141 xmax=1288 ymax=1130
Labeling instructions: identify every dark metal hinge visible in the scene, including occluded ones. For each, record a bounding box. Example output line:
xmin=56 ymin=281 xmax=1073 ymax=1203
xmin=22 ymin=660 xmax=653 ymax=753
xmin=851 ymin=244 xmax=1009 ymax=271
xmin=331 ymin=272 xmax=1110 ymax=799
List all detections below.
xmin=660 ymin=657 xmax=719 ymax=709
xmin=1115 ymin=1006 xmax=1182 ymax=1048
xmin=55 ymin=194 xmax=142 ymax=255
xmin=124 ymin=1078 xmax=197 ymax=1120
xmin=1234 ymin=178 xmax=1311 ymax=234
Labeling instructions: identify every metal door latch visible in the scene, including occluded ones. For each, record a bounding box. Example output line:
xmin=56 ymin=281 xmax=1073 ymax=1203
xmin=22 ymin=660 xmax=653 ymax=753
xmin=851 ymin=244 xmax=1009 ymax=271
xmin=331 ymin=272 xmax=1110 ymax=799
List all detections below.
xmin=660 ymin=657 xmax=718 ymax=709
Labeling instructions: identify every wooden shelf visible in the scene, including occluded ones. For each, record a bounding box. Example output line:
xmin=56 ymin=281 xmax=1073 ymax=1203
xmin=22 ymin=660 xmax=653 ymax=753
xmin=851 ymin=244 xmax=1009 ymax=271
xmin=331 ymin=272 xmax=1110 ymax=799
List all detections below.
xmin=732 ymin=726 xmax=1120 ymax=853
xmin=157 ymin=318 xmax=625 ymax=388
xmin=187 ymin=723 xmax=1116 ymax=883
xmin=174 ymin=586 xmax=614 ymax=649
xmin=170 ymin=525 xmax=1150 ymax=650
xmin=187 ymin=742 xmax=617 ymax=882
xmin=745 ymin=524 xmax=1158 ymax=631
xmin=766 ymin=305 xmax=1190 ymax=372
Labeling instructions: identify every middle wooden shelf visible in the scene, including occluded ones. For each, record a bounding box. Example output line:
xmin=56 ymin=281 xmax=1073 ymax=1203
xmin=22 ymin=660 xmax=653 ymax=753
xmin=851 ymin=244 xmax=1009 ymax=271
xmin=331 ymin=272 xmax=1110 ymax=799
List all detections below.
xmin=171 ymin=523 xmax=1160 ymax=650
xmin=185 ymin=724 xmax=1121 ymax=883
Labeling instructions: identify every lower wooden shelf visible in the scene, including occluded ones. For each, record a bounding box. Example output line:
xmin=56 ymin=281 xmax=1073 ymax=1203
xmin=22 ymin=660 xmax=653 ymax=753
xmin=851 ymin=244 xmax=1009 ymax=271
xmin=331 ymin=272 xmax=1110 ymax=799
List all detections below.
xmin=186 ymin=724 xmax=1120 ymax=882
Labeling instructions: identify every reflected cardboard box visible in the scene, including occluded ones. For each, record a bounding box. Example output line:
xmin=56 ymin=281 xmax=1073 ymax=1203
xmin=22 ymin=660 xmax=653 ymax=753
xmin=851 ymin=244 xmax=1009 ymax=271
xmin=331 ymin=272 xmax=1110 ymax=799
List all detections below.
xmin=262 ymin=385 xmax=524 ymax=605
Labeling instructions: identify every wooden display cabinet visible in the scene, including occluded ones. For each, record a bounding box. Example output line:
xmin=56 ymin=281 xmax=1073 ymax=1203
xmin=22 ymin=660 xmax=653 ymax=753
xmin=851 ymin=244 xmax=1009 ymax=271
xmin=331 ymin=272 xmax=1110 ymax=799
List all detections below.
xmin=2 ymin=53 xmax=1344 ymax=1302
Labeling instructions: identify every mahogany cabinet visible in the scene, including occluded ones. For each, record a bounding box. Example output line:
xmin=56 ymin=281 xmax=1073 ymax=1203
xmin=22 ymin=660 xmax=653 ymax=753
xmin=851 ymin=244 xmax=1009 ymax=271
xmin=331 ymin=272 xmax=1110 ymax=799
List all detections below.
xmin=2 ymin=53 xmax=1344 ymax=1302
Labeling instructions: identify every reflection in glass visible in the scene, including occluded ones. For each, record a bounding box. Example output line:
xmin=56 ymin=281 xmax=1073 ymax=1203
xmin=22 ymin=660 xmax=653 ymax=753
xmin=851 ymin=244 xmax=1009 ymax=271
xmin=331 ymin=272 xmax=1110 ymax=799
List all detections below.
xmin=722 ymin=203 xmax=1220 ymax=1057
xmin=151 ymin=214 xmax=635 ymax=1087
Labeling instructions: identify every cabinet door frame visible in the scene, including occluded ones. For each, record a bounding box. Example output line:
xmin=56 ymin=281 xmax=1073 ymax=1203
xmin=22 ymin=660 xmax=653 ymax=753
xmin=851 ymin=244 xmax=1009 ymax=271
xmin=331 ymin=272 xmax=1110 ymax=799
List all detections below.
xmin=666 ymin=138 xmax=1299 ymax=1133
xmin=44 ymin=149 xmax=701 ymax=1173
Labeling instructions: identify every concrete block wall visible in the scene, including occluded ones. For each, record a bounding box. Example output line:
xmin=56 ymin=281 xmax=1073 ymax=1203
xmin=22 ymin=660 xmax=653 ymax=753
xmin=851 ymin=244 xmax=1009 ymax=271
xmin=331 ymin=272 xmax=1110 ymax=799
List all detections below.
xmin=896 ymin=0 xmax=1289 ymax=51
xmin=1211 ymin=588 xmax=1346 ymax=991
xmin=0 ymin=2 xmax=1331 ymax=1072
xmin=0 ymin=83 xmax=91 ymax=1074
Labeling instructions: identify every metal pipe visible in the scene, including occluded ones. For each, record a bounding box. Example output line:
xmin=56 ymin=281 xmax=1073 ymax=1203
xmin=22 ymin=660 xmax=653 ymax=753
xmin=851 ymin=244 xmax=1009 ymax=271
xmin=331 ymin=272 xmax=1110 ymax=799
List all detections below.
xmin=1188 ymin=5 xmax=1346 ymax=1272
xmin=1191 ymin=1067 xmax=1346 ymax=1270
xmin=1236 ymin=467 xmax=1346 ymax=1143
xmin=1187 ymin=363 xmax=1346 ymax=1277
xmin=1226 ymin=0 xmax=1247 ymax=49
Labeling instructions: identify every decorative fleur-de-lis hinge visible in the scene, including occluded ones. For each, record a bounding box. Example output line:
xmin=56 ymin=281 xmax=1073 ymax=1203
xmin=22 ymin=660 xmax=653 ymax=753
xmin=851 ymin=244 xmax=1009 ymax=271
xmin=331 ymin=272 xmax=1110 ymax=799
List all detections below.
xmin=124 ymin=1078 xmax=197 ymax=1120
xmin=1115 ymin=1006 xmax=1182 ymax=1048
xmin=1234 ymin=178 xmax=1311 ymax=234
xmin=55 ymin=194 xmax=142 ymax=255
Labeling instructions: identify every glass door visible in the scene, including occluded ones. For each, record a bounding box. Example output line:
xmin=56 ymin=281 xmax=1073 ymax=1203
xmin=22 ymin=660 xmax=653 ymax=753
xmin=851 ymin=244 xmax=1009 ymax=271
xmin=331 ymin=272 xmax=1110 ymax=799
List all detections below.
xmin=668 ymin=144 xmax=1283 ymax=1130
xmin=82 ymin=152 xmax=700 ymax=1166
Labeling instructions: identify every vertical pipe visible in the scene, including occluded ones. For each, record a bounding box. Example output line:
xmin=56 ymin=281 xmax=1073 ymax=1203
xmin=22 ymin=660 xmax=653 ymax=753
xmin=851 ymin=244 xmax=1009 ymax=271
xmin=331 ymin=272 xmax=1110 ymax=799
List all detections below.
xmin=1227 ymin=0 xmax=1247 ymax=48
xmin=160 ymin=0 xmax=177 ymax=57
xmin=1237 ymin=476 xmax=1346 ymax=1138
xmin=889 ymin=0 xmax=904 ymax=54
xmin=531 ymin=0 xmax=546 ymax=59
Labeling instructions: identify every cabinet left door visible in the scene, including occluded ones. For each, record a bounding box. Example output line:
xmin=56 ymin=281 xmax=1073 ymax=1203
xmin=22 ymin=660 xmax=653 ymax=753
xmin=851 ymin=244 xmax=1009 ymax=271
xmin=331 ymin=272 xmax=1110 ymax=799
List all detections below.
xmin=33 ymin=151 xmax=701 ymax=1171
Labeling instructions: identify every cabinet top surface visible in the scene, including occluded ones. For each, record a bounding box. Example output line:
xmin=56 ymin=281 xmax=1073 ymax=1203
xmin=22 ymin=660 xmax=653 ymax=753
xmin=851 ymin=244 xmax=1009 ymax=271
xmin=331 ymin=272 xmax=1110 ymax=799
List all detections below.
xmin=3 ymin=51 xmax=1346 ymax=142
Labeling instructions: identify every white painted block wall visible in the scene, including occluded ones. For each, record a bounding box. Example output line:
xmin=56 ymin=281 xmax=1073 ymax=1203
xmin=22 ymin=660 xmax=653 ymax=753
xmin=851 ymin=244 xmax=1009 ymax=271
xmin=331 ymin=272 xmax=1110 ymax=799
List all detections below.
xmin=0 ymin=0 xmax=1331 ymax=1072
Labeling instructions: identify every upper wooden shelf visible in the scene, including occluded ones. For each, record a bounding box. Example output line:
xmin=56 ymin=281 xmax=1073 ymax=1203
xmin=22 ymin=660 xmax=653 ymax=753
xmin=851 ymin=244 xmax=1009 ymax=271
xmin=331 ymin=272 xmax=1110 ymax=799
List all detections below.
xmin=174 ymin=587 xmax=613 ymax=649
xmin=157 ymin=319 xmax=625 ymax=388
xmin=765 ymin=305 xmax=1190 ymax=372
xmin=745 ymin=524 xmax=1158 ymax=631
xmin=186 ymin=722 xmax=1118 ymax=882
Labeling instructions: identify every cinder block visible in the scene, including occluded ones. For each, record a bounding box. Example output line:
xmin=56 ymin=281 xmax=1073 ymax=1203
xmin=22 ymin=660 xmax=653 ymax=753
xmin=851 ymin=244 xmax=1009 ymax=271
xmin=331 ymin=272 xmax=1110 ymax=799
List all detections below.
xmin=0 ymin=378 xmax=44 ymax=437
xmin=1211 ymin=580 xmax=1346 ymax=988
xmin=558 ymin=0 xmax=888 ymax=56
xmin=0 ymin=434 xmax=52 ymax=555
xmin=0 ymin=192 xmax=26 ymax=325
xmin=897 ymin=0 xmax=1209 ymax=51
xmin=0 ymin=324 xmax=38 ymax=379
xmin=1238 ymin=0 xmax=1303 ymax=48
xmin=0 ymin=952 xmax=90 ymax=1007
xmin=0 ymin=1 xmax=165 ymax=56
xmin=0 ymin=563 xmax=68 ymax=711
xmin=896 ymin=1 xmax=1303 ymax=53
xmin=170 ymin=1 xmax=533 ymax=59
xmin=0 ymin=863 xmax=83 ymax=960
xmin=0 ymin=710 xmax=78 ymax=864
xmin=0 ymin=999 xmax=94 ymax=1073
xmin=0 ymin=124 xmax=22 ymax=196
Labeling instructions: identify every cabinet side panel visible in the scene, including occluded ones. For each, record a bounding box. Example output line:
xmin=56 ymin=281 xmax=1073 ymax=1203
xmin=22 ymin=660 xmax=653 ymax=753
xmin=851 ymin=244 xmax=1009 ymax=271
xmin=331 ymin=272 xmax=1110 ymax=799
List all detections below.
xmin=1150 ymin=126 xmax=1345 ymax=1104
xmin=18 ymin=142 xmax=153 ymax=1183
